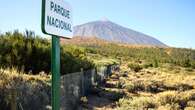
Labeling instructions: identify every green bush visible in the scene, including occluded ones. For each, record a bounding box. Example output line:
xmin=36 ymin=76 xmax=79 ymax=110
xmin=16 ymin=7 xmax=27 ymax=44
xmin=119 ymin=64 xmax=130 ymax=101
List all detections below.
xmin=143 ymin=62 xmax=153 ymax=68
xmin=0 ymin=31 xmax=94 ymax=74
xmin=128 ymin=63 xmax=143 ymax=72
xmin=190 ymin=61 xmax=195 ymax=69
xmin=125 ymin=81 xmax=144 ymax=93
xmin=85 ymin=42 xmax=195 ymax=69
xmin=153 ymin=59 xmax=159 ymax=68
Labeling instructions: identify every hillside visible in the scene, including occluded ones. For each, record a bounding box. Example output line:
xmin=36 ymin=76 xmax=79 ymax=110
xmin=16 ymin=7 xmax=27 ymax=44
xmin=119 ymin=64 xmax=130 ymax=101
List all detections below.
xmin=62 ymin=36 xmax=156 ymax=48
xmin=0 ymin=31 xmax=195 ymax=110
xmin=61 ymin=36 xmax=110 ymax=46
xmin=74 ymin=20 xmax=167 ymax=47
xmin=1 ymin=31 xmax=195 ymax=74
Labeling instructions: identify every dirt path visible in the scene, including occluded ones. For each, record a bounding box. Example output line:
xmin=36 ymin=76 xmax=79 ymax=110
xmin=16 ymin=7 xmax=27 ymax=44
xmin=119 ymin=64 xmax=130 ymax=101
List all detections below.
xmin=82 ymin=94 xmax=116 ymax=110
xmin=80 ymin=76 xmax=122 ymax=110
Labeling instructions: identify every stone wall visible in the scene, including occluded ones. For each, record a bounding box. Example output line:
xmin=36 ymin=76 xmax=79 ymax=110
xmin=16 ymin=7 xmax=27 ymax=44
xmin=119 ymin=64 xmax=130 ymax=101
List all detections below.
xmin=60 ymin=72 xmax=83 ymax=110
xmin=60 ymin=65 xmax=118 ymax=110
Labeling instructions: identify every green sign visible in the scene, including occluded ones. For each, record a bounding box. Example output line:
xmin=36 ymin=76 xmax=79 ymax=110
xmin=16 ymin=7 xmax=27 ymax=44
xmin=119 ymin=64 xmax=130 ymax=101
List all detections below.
xmin=41 ymin=0 xmax=73 ymax=110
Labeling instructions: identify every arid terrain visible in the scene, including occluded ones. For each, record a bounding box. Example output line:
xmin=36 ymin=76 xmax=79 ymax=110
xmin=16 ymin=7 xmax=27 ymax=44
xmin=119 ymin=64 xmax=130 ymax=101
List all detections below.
xmin=81 ymin=62 xmax=195 ymax=110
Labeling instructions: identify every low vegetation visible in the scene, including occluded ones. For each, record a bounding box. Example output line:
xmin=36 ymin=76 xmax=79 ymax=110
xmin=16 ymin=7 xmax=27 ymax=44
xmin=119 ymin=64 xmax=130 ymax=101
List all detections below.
xmin=0 ymin=68 xmax=51 ymax=110
xmin=0 ymin=30 xmax=94 ymax=74
xmin=0 ymin=30 xmax=195 ymax=109
xmin=115 ymin=63 xmax=195 ymax=110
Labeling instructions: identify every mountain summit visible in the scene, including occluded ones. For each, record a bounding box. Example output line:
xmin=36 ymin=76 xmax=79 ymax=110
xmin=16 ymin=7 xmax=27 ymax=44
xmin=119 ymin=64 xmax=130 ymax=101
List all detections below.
xmin=73 ymin=20 xmax=166 ymax=47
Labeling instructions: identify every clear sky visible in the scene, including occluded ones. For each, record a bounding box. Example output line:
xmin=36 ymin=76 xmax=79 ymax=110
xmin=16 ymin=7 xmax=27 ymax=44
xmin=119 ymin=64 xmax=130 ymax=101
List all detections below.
xmin=0 ymin=0 xmax=194 ymax=48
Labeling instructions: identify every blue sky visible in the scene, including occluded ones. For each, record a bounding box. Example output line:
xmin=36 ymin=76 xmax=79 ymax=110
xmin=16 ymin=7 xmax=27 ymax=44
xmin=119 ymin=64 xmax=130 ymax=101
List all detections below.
xmin=0 ymin=0 xmax=194 ymax=48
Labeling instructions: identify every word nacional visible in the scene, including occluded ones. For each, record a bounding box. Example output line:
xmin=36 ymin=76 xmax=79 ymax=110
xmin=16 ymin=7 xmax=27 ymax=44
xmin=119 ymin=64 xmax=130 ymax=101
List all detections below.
xmin=46 ymin=1 xmax=72 ymax=32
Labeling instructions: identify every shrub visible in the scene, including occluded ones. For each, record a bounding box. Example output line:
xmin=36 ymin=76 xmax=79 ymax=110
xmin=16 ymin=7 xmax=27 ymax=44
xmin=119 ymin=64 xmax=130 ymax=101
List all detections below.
xmin=174 ymin=83 xmax=194 ymax=91
xmin=99 ymin=89 xmax=125 ymax=101
xmin=157 ymin=103 xmax=180 ymax=110
xmin=125 ymin=80 xmax=166 ymax=93
xmin=156 ymin=91 xmax=180 ymax=105
xmin=185 ymin=68 xmax=194 ymax=72
xmin=118 ymin=97 xmax=156 ymax=110
xmin=191 ymin=61 xmax=195 ymax=69
xmin=156 ymin=91 xmax=190 ymax=109
xmin=153 ymin=59 xmax=159 ymax=68
xmin=125 ymin=83 xmax=136 ymax=93
xmin=185 ymin=107 xmax=195 ymax=110
xmin=143 ymin=62 xmax=153 ymax=68
xmin=128 ymin=63 xmax=143 ymax=72
xmin=180 ymin=90 xmax=195 ymax=101
xmin=187 ymin=101 xmax=195 ymax=107
xmin=0 ymin=31 xmax=94 ymax=74
xmin=0 ymin=68 xmax=51 ymax=110
xmin=125 ymin=81 xmax=144 ymax=93
xmin=116 ymin=79 xmax=125 ymax=89
xmin=144 ymin=81 xmax=165 ymax=93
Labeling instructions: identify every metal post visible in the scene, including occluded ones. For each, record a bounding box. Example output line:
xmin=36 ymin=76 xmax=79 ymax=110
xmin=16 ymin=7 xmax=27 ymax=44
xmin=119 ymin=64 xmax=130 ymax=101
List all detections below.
xmin=81 ymin=68 xmax=84 ymax=96
xmin=51 ymin=36 xmax=60 ymax=110
xmin=10 ymin=89 xmax=17 ymax=110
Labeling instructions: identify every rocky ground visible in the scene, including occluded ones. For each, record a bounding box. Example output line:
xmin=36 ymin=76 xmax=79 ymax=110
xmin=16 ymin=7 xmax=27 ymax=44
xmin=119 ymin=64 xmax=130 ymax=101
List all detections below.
xmin=80 ymin=63 xmax=195 ymax=110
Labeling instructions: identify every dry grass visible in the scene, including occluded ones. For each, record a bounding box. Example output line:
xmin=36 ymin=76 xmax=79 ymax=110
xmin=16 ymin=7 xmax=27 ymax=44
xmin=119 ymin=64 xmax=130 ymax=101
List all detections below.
xmin=0 ymin=68 xmax=51 ymax=110
xmin=115 ymin=63 xmax=195 ymax=110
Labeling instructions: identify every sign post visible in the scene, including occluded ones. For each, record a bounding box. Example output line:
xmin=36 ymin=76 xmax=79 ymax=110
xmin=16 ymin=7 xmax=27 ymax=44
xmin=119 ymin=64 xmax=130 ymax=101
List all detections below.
xmin=51 ymin=36 xmax=60 ymax=110
xmin=41 ymin=0 xmax=73 ymax=109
